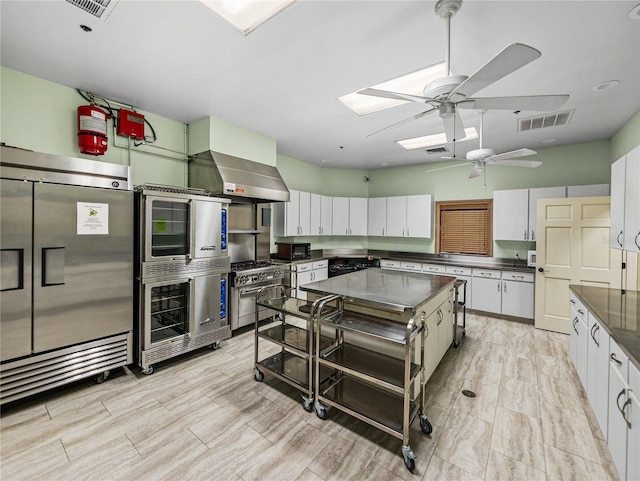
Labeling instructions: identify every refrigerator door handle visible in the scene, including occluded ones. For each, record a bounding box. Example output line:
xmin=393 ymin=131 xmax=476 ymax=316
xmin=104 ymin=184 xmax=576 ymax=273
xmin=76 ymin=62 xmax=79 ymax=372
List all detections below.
xmin=0 ymin=248 xmax=25 ymax=291
xmin=41 ymin=247 xmax=66 ymax=286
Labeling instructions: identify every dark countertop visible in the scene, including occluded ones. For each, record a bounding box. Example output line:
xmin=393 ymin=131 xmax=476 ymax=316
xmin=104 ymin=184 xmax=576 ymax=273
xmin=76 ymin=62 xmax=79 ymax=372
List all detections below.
xmin=570 ymin=285 xmax=640 ymax=370
xmin=300 ymin=268 xmax=456 ymax=314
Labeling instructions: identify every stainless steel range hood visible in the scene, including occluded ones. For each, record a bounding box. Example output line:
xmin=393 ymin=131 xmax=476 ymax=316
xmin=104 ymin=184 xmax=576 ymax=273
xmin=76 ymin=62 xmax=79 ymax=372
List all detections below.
xmin=189 ymin=151 xmax=289 ymax=203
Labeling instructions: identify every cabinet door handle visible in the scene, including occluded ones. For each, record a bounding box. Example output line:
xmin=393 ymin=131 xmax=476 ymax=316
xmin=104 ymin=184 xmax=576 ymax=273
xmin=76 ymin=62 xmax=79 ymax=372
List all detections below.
xmin=570 ymin=299 xmax=576 ymax=305
xmin=503 ymin=281 xmax=506 ymax=293
xmin=382 ymin=228 xmax=384 ymax=236
xmin=621 ymin=398 xmax=632 ymax=429
xmin=635 ymin=231 xmax=640 ymax=249
xmin=524 ymin=229 xmax=527 ymax=240
xmin=402 ymin=228 xmax=405 ymax=237
xmin=497 ymin=282 xmax=501 ymax=292
xmin=407 ymin=228 xmax=410 ymax=237
xmin=531 ymin=230 xmax=535 ymax=241
xmin=610 ymin=353 xmax=622 ymax=366
xmin=437 ymin=308 xmax=443 ymax=326
xmin=572 ymin=317 xmax=579 ymax=334
xmin=617 ymin=230 xmax=623 ymax=247
xmin=577 ymin=309 xmax=584 ymax=315
xmin=590 ymin=323 xmax=599 ymax=347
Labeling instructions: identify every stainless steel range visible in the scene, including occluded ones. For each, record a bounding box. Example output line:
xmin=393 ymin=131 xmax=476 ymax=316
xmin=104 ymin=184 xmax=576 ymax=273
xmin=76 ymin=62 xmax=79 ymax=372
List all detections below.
xmin=230 ymin=260 xmax=286 ymax=330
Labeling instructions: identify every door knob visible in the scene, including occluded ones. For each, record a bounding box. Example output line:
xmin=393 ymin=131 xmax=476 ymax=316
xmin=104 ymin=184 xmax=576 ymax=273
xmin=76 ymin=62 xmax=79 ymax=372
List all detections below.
xmin=538 ymin=267 xmax=544 ymax=272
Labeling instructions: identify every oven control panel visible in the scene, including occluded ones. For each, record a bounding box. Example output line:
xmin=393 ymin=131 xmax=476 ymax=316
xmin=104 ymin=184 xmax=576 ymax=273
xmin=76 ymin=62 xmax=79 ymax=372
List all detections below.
xmin=234 ymin=267 xmax=284 ymax=286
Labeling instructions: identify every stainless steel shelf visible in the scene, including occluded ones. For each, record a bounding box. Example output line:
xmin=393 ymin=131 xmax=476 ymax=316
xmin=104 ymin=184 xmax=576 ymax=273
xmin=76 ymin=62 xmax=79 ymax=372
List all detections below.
xmin=320 ymin=343 xmax=420 ymax=394
xmin=258 ymin=324 xmax=332 ymax=357
xmin=257 ymin=296 xmax=338 ymax=320
xmin=320 ymin=375 xmax=419 ymax=438
xmin=257 ymin=351 xmax=313 ymax=389
xmin=321 ymin=310 xmax=421 ymax=344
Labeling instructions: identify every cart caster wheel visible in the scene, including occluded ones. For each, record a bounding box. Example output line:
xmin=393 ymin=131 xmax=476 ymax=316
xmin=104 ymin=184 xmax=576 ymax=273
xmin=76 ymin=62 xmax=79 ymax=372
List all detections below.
xmin=95 ymin=370 xmax=110 ymax=384
xmin=316 ymin=406 xmax=327 ymax=420
xmin=453 ymin=340 xmax=460 ymax=348
xmin=142 ymin=365 xmax=155 ymax=376
xmin=302 ymin=397 xmax=314 ymax=412
xmin=404 ymin=457 xmax=415 ymax=472
xmin=211 ymin=341 xmax=221 ymax=350
xmin=254 ymin=369 xmax=264 ymax=382
xmin=420 ymin=416 xmax=433 ymax=435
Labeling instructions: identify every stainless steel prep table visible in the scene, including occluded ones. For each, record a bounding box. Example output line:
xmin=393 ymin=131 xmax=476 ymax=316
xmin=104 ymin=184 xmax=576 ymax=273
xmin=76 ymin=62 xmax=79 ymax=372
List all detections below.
xmin=301 ymin=269 xmax=456 ymax=472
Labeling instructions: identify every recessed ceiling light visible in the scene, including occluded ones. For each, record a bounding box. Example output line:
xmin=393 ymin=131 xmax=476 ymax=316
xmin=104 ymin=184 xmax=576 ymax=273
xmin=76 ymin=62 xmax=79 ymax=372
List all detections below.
xmin=397 ymin=127 xmax=478 ymax=150
xmin=541 ymin=138 xmax=557 ymax=144
xmin=593 ymin=80 xmax=621 ymax=91
xmin=198 ymin=0 xmax=294 ymax=35
xmin=338 ymin=62 xmax=447 ymax=116
xmin=629 ymin=3 xmax=640 ymax=19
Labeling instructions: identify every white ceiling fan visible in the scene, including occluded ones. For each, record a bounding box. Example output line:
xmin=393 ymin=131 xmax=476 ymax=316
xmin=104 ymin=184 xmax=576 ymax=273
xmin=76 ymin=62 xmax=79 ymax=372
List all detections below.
xmin=359 ymin=0 xmax=569 ymax=143
xmin=426 ymin=110 xmax=542 ymax=180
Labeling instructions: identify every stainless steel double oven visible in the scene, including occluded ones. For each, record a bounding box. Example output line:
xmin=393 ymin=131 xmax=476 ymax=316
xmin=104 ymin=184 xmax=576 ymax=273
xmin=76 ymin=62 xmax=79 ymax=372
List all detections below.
xmin=135 ymin=185 xmax=230 ymax=374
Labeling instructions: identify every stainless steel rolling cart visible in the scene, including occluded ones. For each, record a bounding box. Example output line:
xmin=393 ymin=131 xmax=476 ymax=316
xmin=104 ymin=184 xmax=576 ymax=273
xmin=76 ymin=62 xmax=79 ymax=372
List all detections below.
xmin=253 ymin=285 xmax=341 ymax=411
xmin=452 ymin=279 xmax=467 ymax=348
xmin=313 ymin=308 xmax=430 ymax=472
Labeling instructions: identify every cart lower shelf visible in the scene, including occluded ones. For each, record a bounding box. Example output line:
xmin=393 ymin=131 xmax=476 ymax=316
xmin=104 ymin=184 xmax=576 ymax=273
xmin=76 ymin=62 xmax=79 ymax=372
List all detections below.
xmin=318 ymin=375 xmax=419 ymax=439
xmin=258 ymin=324 xmax=332 ymax=356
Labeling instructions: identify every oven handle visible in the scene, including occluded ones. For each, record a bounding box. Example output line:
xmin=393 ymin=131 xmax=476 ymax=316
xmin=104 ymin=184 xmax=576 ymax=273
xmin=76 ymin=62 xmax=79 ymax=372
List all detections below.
xmin=188 ymin=199 xmax=195 ymax=262
xmin=188 ymin=278 xmax=196 ymax=337
xmin=240 ymin=284 xmax=283 ymax=296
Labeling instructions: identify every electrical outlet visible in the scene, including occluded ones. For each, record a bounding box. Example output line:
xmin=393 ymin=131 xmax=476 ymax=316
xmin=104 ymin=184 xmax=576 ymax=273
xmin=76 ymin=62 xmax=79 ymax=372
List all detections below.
xmin=515 ymin=251 xmax=520 ymax=258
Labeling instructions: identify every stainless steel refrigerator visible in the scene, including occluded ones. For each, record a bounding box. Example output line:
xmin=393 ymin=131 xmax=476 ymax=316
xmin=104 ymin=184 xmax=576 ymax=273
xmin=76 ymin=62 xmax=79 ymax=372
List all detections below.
xmin=0 ymin=146 xmax=134 ymax=405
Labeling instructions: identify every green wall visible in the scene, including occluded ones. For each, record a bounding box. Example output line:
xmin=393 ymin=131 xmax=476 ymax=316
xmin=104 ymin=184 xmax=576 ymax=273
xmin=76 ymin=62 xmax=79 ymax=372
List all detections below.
xmin=3 ymin=67 xmax=639 ymax=258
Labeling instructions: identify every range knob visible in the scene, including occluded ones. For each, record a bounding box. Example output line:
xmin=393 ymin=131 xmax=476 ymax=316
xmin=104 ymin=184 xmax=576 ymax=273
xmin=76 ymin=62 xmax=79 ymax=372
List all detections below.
xmin=273 ymin=270 xmax=282 ymax=279
xmin=258 ymin=272 xmax=267 ymax=281
xmin=238 ymin=276 xmax=247 ymax=285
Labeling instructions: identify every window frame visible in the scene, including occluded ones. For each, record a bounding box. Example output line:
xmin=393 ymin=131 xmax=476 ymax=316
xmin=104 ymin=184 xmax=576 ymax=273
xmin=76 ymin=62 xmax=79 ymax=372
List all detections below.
xmin=435 ymin=199 xmax=493 ymax=257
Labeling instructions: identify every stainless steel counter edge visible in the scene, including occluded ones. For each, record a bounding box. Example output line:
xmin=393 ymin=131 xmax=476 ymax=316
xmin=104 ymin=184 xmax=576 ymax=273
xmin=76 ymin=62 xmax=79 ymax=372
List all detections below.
xmin=569 ymin=285 xmax=640 ymax=371
xmin=301 ymin=269 xmax=457 ymax=314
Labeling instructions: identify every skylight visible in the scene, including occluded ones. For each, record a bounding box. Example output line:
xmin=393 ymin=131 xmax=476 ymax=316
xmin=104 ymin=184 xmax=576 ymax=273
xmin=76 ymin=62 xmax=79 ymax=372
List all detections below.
xmin=338 ymin=62 xmax=447 ymax=116
xmin=397 ymin=127 xmax=478 ymax=150
xmin=199 ymin=0 xmax=295 ymax=35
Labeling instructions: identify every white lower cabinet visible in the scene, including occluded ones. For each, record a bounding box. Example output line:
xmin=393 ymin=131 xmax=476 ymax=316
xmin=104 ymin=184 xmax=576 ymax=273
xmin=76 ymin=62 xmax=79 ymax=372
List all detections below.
xmin=471 ymin=269 xmax=502 ymax=313
xmin=445 ymin=266 xmax=471 ymax=305
xmin=586 ymin=313 xmax=611 ymax=439
xmin=380 ymin=259 xmax=401 ymax=270
xmin=569 ymin=292 xmax=639 ymax=481
xmin=295 ymin=260 xmax=328 ymax=300
xmin=501 ymin=271 xmax=534 ymax=319
xmin=424 ymin=287 xmax=454 ymax=381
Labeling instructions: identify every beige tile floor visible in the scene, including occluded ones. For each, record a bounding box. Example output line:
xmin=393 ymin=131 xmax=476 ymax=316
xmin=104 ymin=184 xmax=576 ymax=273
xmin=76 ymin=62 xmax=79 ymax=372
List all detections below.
xmin=0 ymin=313 xmax=621 ymax=481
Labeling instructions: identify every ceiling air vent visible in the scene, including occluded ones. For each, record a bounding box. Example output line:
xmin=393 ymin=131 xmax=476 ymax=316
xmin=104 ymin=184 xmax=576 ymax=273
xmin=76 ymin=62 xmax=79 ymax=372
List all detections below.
xmin=518 ymin=109 xmax=575 ymax=132
xmin=426 ymin=146 xmax=449 ymax=154
xmin=65 ymin=0 xmax=118 ymax=20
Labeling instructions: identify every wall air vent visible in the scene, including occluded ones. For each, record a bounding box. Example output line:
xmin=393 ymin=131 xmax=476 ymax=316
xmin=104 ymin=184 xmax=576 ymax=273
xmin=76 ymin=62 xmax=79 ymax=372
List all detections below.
xmin=65 ymin=0 xmax=118 ymax=20
xmin=518 ymin=109 xmax=575 ymax=132
xmin=426 ymin=146 xmax=449 ymax=154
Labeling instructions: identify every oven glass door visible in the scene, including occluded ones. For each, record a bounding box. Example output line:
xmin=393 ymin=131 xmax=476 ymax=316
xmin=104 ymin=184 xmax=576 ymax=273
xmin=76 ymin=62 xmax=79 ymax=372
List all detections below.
xmin=146 ymin=196 xmax=190 ymax=259
xmin=146 ymin=279 xmax=190 ymax=345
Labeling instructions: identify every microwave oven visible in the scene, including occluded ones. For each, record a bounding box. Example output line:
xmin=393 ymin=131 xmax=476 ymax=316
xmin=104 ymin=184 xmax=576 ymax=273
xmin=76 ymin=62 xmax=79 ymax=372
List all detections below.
xmin=276 ymin=242 xmax=311 ymax=260
xmin=527 ymin=250 xmax=537 ymax=267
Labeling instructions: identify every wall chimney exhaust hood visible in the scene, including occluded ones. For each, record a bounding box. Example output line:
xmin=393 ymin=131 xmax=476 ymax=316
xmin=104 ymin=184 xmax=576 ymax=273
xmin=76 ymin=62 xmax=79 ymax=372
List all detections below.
xmin=189 ymin=151 xmax=289 ymax=203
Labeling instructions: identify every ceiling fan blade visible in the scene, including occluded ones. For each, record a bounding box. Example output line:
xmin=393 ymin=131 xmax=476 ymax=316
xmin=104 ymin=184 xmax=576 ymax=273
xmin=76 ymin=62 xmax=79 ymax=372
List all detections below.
xmin=442 ymin=109 xmax=465 ymax=143
xmin=468 ymin=165 xmax=484 ymax=179
xmin=487 ymin=148 xmax=536 ymax=161
xmin=367 ymin=107 xmax=437 ymax=137
xmin=425 ymin=162 xmax=468 ymax=173
xmin=490 ymin=159 xmax=543 ymax=168
xmin=448 ymin=43 xmax=541 ymax=101
xmin=357 ymin=88 xmax=432 ymax=104
xmin=458 ymin=94 xmax=570 ymax=111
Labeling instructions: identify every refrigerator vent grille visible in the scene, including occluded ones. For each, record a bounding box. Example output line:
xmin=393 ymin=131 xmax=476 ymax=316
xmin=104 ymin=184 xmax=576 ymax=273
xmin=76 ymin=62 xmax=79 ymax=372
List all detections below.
xmin=518 ymin=109 xmax=574 ymax=132
xmin=0 ymin=334 xmax=130 ymax=405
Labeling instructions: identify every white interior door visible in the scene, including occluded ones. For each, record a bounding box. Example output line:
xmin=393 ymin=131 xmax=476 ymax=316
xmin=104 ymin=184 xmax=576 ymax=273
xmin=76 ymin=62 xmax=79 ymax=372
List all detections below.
xmin=534 ymin=197 xmax=621 ymax=333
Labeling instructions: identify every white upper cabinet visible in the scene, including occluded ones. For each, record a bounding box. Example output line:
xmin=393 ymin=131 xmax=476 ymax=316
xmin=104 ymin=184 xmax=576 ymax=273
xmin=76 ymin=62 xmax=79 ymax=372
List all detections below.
xmin=332 ymin=197 xmax=367 ymax=236
xmin=310 ymin=193 xmax=332 ymax=236
xmin=494 ymin=187 xmax=566 ymax=241
xmin=383 ymin=195 xmax=432 ymax=238
xmin=623 ymin=147 xmax=640 ymax=252
xmin=611 ymin=157 xmax=626 ymax=249
xmin=567 ymin=184 xmax=610 ymax=197
xmin=368 ymin=197 xmax=387 ymax=236
xmin=611 ymin=146 xmax=640 ymax=252
xmin=273 ymin=189 xmax=310 ymax=237
xmin=493 ymin=189 xmax=529 ymax=241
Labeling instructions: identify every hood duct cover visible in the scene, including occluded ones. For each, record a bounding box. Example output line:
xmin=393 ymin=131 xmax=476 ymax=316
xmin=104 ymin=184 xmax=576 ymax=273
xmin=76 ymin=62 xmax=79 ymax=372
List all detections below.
xmin=189 ymin=151 xmax=289 ymax=203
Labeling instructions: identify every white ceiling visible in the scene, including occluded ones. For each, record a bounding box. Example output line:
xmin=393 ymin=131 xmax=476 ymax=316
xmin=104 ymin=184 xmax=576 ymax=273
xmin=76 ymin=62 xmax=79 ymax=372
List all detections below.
xmin=1 ymin=1 xmax=639 ymax=170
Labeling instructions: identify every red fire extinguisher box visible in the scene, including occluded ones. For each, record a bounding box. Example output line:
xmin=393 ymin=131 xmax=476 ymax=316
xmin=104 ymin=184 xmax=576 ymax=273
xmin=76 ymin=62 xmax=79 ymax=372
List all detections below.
xmin=117 ymin=109 xmax=145 ymax=140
